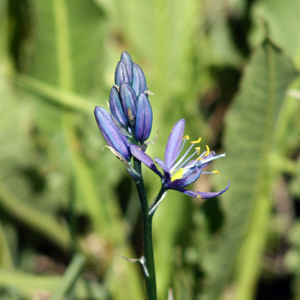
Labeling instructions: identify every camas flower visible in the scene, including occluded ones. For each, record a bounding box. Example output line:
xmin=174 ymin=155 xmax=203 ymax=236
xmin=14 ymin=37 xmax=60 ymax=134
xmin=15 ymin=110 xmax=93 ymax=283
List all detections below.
xmin=130 ymin=119 xmax=230 ymax=199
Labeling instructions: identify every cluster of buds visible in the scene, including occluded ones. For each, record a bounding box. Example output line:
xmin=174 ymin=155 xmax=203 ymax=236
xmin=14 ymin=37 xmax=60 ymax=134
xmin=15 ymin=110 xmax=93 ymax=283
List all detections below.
xmin=94 ymin=52 xmax=153 ymax=162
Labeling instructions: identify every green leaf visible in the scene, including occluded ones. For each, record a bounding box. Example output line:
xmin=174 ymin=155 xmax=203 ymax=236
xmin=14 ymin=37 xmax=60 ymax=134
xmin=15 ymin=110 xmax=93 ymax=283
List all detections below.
xmin=252 ymin=0 xmax=300 ymax=67
xmin=202 ymin=39 xmax=298 ymax=300
xmin=14 ymin=1 xmax=144 ymax=298
xmin=0 ymin=221 xmax=13 ymax=270
xmin=0 ymin=270 xmax=108 ymax=299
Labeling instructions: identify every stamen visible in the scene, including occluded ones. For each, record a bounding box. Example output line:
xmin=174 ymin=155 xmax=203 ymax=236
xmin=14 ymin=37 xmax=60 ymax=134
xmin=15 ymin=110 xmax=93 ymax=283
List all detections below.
xmin=205 ymin=145 xmax=210 ymax=157
xmin=212 ymin=170 xmax=220 ymax=175
xmin=197 ymin=153 xmax=226 ymax=167
xmin=195 ymin=147 xmax=201 ymax=155
xmin=168 ymin=138 xmax=189 ymax=168
xmin=191 ymin=137 xmax=201 ymax=144
xmin=196 ymin=157 xmax=204 ymax=162
xmin=183 ymin=135 xmax=190 ymax=140
xmin=197 ymin=195 xmax=202 ymax=199
xmin=202 ymin=170 xmax=220 ymax=176
xmin=170 ymin=144 xmax=198 ymax=173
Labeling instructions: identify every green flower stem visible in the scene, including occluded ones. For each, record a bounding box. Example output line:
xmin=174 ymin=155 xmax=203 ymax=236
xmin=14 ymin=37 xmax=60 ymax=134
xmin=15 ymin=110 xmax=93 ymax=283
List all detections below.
xmin=133 ymin=157 xmax=157 ymax=300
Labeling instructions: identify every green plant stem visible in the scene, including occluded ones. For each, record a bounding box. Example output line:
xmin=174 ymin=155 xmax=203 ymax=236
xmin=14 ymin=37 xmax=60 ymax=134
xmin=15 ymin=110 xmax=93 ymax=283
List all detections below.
xmin=133 ymin=158 xmax=157 ymax=300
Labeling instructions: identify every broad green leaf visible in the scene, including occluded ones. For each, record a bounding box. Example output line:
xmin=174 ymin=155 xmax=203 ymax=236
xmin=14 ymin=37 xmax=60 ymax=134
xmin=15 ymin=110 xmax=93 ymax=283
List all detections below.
xmin=202 ymin=39 xmax=298 ymax=300
xmin=0 ymin=270 xmax=108 ymax=299
xmin=252 ymin=0 xmax=300 ymax=67
xmin=25 ymin=0 xmax=106 ymax=95
xmin=15 ymin=0 xmax=144 ymax=298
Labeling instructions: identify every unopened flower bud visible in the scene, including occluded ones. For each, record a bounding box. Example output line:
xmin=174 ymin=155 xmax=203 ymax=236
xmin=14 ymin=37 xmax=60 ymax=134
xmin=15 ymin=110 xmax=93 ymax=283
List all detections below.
xmin=132 ymin=63 xmax=147 ymax=97
xmin=119 ymin=83 xmax=137 ymax=126
xmin=109 ymin=86 xmax=128 ymax=127
xmin=120 ymin=52 xmax=133 ymax=83
xmin=135 ymin=93 xmax=153 ymax=142
xmin=115 ymin=61 xmax=130 ymax=86
xmin=94 ymin=106 xmax=131 ymax=161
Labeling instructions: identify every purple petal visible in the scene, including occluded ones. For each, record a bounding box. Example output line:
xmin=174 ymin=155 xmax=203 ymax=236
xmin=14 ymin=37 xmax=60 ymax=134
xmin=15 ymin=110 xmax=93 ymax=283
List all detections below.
xmin=135 ymin=94 xmax=153 ymax=142
xmin=130 ymin=144 xmax=162 ymax=177
xmin=115 ymin=61 xmax=130 ymax=86
xmin=94 ymin=106 xmax=131 ymax=161
xmin=109 ymin=86 xmax=128 ymax=127
xmin=120 ymin=52 xmax=133 ymax=83
xmin=154 ymin=157 xmax=171 ymax=182
xmin=166 ymin=169 xmax=202 ymax=189
xmin=119 ymin=83 xmax=138 ymax=123
xmin=165 ymin=119 xmax=185 ymax=168
xmin=178 ymin=181 xmax=230 ymax=199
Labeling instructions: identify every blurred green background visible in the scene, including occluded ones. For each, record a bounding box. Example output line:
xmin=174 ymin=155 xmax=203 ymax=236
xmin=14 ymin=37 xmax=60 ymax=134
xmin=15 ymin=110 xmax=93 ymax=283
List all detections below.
xmin=1 ymin=0 xmax=300 ymax=299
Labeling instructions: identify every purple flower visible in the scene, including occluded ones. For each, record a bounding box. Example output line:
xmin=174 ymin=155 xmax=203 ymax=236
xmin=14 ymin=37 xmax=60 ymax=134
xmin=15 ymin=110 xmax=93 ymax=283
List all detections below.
xmin=94 ymin=106 xmax=131 ymax=161
xmin=130 ymin=119 xmax=230 ymax=199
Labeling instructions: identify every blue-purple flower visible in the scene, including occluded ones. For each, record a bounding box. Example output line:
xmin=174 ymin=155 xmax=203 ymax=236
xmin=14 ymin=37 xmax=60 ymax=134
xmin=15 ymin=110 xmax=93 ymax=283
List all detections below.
xmin=130 ymin=119 xmax=230 ymax=199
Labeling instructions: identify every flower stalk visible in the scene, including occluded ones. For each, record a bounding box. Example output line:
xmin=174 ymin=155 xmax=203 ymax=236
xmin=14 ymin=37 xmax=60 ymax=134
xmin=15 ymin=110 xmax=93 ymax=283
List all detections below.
xmin=94 ymin=51 xmax=230 ymax=300
xmin=133 ymin=167 xmax=157 ymax=300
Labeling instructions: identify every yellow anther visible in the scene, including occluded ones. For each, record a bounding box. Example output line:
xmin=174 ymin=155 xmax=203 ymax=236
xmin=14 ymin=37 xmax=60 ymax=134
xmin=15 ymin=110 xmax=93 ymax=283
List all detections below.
xmin=212 ymin=170 xmax=220 ymax=176
xmin=205 ymin=145 xmax=210 ymax=156
xmin=183 ymin=135 xmax=190 ymax=140
xmin=195 ymin=147 xmax=201 ymax=155
xmin=191 ymin=137 xmax=201 ymax=144
xmin=196 ymin=195 xmax=202 ymax=199
xmin=196 ymin=157 xmax=204 ymax=162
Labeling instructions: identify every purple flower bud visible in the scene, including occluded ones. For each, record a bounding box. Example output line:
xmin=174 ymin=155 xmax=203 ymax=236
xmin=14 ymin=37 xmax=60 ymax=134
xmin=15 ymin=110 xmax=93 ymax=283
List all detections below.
xmin=94 ymin=106 xmax=131 ymax=161
xmin=109 ymin=86 xmax=128 ymax=127
xmin=119 ymin=83 xmax=137 ymax=126
xmin=132 ymin=63 xmax=147 ymax=97
xmin=120 ymin=52 xmax=133 ymax=83
xmin=115 ymin=61 xmax=130 ymax=86
xmin=135 ymin=93 xmax=153 ymax=142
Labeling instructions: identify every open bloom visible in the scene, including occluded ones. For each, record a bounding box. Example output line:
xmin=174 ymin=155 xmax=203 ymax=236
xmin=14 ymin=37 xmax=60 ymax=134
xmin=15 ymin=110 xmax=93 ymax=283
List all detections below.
xmin=130 ymin=119 xmax=230 ymax=199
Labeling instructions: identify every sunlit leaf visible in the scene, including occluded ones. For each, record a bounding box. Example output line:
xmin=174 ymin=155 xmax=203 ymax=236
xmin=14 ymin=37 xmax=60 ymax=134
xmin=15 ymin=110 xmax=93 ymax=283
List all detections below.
xmin=202 ymin=39 xmax=298 ymax=300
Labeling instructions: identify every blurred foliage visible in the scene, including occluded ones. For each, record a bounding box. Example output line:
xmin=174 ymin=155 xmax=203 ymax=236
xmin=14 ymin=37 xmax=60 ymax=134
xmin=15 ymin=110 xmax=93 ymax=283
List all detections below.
xmin=0 ymin=0 xmax=300 ymax=299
